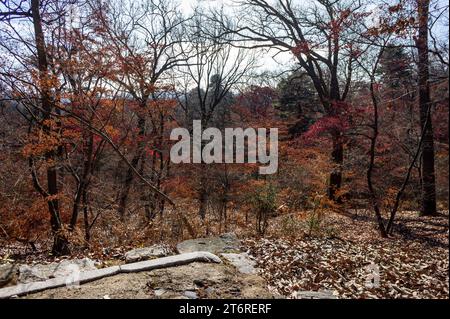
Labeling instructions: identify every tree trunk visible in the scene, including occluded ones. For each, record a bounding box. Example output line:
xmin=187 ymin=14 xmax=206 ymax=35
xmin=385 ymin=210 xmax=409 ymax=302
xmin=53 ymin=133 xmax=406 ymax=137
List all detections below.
xmin=52 ymin=233 xmax=70 ymax=256
xmin=117 ymin=116 xmax=145 ymax=219
xmin=328 ymin=131 xmax=343 ymax=201
xmin=198 ymin=125 xmax=208 ymax=219
xmin=31 ymin=0 xmax=69 ymax=255
xmin=70 ymin=132 xmax=93 ymax=230
xmin=82 ymin=188 xmax=90 ymax=243
xmin=416 ymin=0 xmax=437 ymax=216
xmin=367 ymin=81 xmax=388 ymax=237
xmin=198 ymin=168 xmax=208 ymax=220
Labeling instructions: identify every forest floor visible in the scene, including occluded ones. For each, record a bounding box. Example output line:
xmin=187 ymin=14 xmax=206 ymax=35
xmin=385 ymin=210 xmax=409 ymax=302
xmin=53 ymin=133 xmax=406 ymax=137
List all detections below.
xmin=21 ymin=262 xmax=273 ymax=299
xmin=244 ymin=209 xmax=449 ymax=299
xmin=1 ymin=209 xmax=449 ymax=299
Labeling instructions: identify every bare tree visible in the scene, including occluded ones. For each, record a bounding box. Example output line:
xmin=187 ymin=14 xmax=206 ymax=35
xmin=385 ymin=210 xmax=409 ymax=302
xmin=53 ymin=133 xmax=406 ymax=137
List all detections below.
xmin=93 ymin=0 xmax=188 ymax=219
xmin=0 ymin=0 xmax=176 ymax=252
xmin=416 ymin=0 xmax=437 ymax=215
xmin=173 ymin=10 xmax=257 ymax=219
xmin=207 ymin=0 xmax=367 ymax=201
xmin=0 ymin=0 xmax=73 ymax=255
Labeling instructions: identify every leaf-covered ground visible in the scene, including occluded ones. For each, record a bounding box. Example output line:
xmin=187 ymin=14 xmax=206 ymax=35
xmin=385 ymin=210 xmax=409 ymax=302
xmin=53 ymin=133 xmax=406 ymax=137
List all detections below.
xmin=243 ymin=210 xmax=449 ymax=299
xmin=1 ymin=209 xmax=448 ymax=299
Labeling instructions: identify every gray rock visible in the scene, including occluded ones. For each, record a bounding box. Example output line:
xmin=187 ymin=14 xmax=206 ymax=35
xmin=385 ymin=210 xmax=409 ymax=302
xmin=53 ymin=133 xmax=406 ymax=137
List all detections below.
xmin=124 ymin=245 xmax=172 ymax=263
xmin=219 ymin=233 xmax=238 ymax=240
xmin=0 ymin=252 xmax=222 ymax=299
xmin=0 ymin=264 xmax=18 ymax=288
xmin=154 ymin=289 xmax=166 ymax=297
xmin=18 ymin=258 xmax=97 ymax=284
xmin=0 ymin=276 xmax=67 ymax=299
xmin=2 ymin=256 xmax=275 ymax=299
xmin=184 ymin=290 xmax=198 ymax=299
xmin=177 ymin=233 xmax=240 ymax=254
xmin=0 ymin=265 xmax=121 ymax=299
xmin=221 ymin=253 xmax=257 ymax=274
xmin=78 ymin=266 xmax=121 ymax=284
xmin=17 ymin=265 xmax=46 ymax=283
xmin=293 ymin=290 xmax=338 ymax=299
xmin=120 ymin=251 xmax=221 ymax=273
xmin=55 ymin=258 xmax=98 ymax=278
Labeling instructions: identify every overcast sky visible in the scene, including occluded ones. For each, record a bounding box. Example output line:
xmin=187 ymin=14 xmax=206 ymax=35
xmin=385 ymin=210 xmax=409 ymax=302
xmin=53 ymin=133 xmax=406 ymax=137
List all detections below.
xmin=178 ymin=0 xmax=449 ymax=73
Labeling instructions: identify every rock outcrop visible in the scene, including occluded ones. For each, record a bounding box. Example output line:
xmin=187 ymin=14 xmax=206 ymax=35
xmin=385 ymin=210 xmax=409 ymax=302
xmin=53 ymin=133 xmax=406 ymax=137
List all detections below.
xmin=0 ymin=264 xmax=18 ymax=288
xmin=176 ymin=233 xmax=240 ymax=254
xmin=221 ymin=253 xmax=257 ymax=274
xmin=124 ymin=245 xmax=173 ymax=263
xmin=18 ymin=258 xmax=97 ymax=283
xmin=0 ymin=252 xmax=222 ymax=299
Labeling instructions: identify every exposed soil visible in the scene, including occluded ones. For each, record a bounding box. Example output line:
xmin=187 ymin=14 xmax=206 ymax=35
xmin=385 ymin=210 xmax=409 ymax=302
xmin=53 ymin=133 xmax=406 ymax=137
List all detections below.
xmin=20 ymin=262 xmax=275 ymax=299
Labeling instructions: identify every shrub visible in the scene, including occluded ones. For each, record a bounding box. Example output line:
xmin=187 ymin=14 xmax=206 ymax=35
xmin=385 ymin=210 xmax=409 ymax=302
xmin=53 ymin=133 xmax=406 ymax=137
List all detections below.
xmin=248 ymin=182 xmax=278 ymax=235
